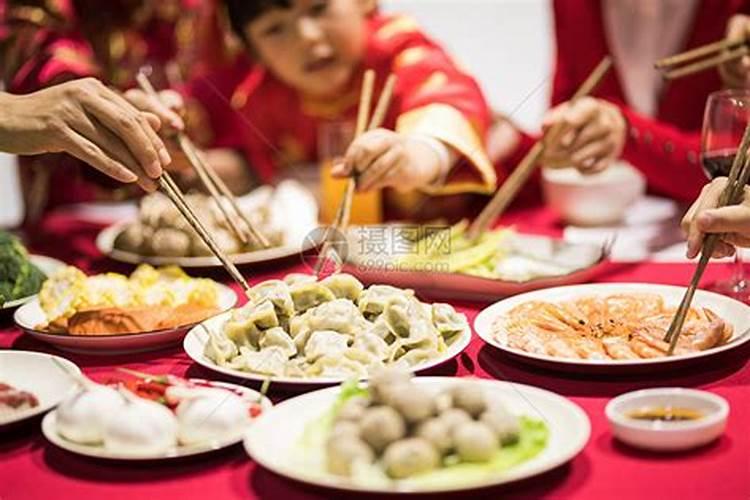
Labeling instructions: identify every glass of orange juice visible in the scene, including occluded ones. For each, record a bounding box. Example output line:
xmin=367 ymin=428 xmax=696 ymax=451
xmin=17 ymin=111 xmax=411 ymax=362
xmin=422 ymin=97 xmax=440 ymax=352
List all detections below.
xmin=318 ymin=121 xmax=382 ymax=225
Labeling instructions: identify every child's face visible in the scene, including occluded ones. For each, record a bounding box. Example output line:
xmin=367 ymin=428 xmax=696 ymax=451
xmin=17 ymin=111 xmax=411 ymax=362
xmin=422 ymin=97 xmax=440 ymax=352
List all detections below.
xmin=245 ymin=0 xmax=368 ymax=98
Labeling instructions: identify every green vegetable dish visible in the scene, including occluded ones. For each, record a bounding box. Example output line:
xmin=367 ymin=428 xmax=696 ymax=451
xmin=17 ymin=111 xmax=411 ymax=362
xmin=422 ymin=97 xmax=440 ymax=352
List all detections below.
xmin=294 ymin=369 xmax=549 ymax=488
xmin=0 ymin=231 xmax=46 ymax=306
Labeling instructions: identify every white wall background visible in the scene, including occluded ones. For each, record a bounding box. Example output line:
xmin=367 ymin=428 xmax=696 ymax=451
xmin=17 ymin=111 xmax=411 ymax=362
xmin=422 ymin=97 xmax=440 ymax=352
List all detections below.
xmin=0 ymin=0 xmax=554 ymax=227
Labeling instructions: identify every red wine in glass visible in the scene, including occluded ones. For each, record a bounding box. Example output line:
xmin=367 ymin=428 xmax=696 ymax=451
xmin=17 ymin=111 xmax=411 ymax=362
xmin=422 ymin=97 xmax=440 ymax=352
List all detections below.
xmin=702 ymin=149 xmax=737 ymax=179
xmin=701 ymin=89 xmax=750 ymax=300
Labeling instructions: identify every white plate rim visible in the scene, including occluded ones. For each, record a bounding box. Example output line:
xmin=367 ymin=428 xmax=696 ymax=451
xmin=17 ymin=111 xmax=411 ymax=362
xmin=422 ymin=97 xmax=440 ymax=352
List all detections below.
xmin=183 ymin=312 xmax=472 ymax=386
xmin=41 ymin=380 xmax=272 ymax=461
xmin=0 ymin=351 xmax=80 ymax=427
xmin=13 ymin=282 xmax=237 ymax=343
xmin=96 ymin=223 xmax=315 ymax=268
xmin=1 ymin=255 xmax=67 ymax=310
xmin=243 ymin=377 xmax=591 ymax=494
xmin=474 ymin=283 xmax=750 ymax=368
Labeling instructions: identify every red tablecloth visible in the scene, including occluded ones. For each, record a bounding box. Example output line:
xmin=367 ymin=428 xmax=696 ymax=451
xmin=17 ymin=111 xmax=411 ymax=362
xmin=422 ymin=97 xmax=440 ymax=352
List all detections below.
xmin=1 ymin=206 xmax=749 ymax=500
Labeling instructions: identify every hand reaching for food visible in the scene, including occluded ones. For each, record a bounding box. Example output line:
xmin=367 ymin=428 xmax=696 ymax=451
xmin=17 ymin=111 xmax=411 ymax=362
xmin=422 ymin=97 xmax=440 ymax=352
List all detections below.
xmin=0 ymin=78 xmax=171 ymax=192
xmin=719 ymin=14 xmax=750 ymax=89
xmin=540 ymin=96 xmax=626 ymax=174
xmin=330 ymin=129 xmax=455 ymax=192
xmin=681 ymin=177 xmax=750 ymax=259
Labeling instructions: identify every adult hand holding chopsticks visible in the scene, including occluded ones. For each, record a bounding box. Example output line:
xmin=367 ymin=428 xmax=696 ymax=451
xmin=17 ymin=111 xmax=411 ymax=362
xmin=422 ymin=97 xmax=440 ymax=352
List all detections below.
xmin=719 ymin=14 xmax=750 ymax=89
xmin=682 ymin=177 xmax=750 ymax=259
xmin=540 ymin=96 xmax=626 ymax=174
xmin=0 ymin=78 xmax=171 ymax=192
xmin=330 ymin=129 xmax=455 ymax=192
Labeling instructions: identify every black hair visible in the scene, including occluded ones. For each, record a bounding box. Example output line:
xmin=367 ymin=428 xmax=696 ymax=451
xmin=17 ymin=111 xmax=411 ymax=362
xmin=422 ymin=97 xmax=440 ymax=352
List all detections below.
xmin=223 ymin=0 xmax=293 ymax=39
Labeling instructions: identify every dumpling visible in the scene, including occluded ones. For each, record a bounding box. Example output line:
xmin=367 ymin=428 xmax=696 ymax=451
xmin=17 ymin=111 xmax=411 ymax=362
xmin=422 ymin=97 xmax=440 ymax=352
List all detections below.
xmin=304 ymin=330 xmax=349 ymax=362
xmin=245 ymin=300 xmax=279 ymax=329
xmin=320 ymin=273 xmax=364 ymax=302
xmin=249 ymin=280 xmax=294 ymax=319
xmin=358 ymin=285 xmax=414 ymax=318
xmin=229 ymin=346 xmax=287 ymax=375
xmin=283 ymin=273 xmax=317 ymax=286
xmin=293 ymin=299 xmax=370 ymax=345
xmin=223 ymin=312 xmax=262 ymax=349
xmin=203 ymin=329 xmax=238 ymax=365
xmin=431 ymin=303 xmax=468 ymax=340
xmin=307 ymin=355 xmax=368 ymax=377
xmin=259 ymin=326 xmax=297 ymax=358
xmin=351 ymin=331 xmax=390 ymax=360
xmin=383 ymin=295 xmax=428 ymax=338
xmin=289 ymin=282 xmax=336 ymax=313
xmin=309 ymin=299 xmax=371 ymax=335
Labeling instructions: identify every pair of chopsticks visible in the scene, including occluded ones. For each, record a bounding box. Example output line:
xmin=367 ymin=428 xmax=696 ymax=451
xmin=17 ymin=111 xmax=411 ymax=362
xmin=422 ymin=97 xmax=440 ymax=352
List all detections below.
xmin=133 ymin=74 xmax=252 ymax=295
xmin=135 ymin=72 xmax=269 ymax=249
xmin=655 ymin=37 xmax=749 ymax=80
xmin=313 ymin=70 xmax=397 ymax=275
xmin=466 ymin=56 xmax=613 ymax=242
xmin=663 ymin=121 xmax=750 ymax=354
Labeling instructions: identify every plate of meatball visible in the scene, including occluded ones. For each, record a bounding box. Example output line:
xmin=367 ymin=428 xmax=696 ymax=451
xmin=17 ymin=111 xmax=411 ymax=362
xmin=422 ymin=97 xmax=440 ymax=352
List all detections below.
xmin=96 ymin=181 xmax=318 ymax=267
xmin=243 ymin=368 xmax=590 ymax=493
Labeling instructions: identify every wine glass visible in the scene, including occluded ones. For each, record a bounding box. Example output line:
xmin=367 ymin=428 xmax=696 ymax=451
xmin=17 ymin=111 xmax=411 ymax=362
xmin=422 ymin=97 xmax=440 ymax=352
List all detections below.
xmin=700 ymin=89 xmax=750 ymax=299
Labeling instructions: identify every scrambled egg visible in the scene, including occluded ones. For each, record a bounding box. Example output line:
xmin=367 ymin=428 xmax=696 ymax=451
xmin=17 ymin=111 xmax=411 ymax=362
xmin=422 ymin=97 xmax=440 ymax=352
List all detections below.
xmin=39 ymin=264 xmax=219 ymax=322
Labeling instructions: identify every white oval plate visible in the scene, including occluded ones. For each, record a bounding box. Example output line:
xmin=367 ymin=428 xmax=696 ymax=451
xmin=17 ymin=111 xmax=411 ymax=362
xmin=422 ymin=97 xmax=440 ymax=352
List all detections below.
xmin=244 ymin=377 xmax=590 ymax=494
xmin=97 ymin=223 xmax=317 ymax=268
xmin=475 ymin=283 xmax=750 ymax=373
xmin=183 ymin=312 xmax=472 ymax=387
xmin=1 ymin=255 xmax=67 ymax=311
xmin=42 ymin=380 xmax=272 ymax=460
xmin=14 ymin=283 xmax=237 ymax=355
xmin=0 ymin=351 xmax=80 ymax=428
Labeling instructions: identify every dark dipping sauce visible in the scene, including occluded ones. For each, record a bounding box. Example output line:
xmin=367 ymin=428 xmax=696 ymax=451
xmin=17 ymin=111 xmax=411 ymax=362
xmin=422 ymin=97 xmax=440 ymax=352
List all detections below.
xmin=627 ymin=406 xmax=704 ymax=422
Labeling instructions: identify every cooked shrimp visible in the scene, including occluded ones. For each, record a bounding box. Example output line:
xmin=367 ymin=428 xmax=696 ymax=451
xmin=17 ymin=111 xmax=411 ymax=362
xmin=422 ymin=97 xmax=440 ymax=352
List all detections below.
xmin=689 ymin=318 xmax=726 ymax=350
xmin=602 ymin=337 xmax=639 ymax=359
xmin=545 ymin=338 xmax=580 ymax=359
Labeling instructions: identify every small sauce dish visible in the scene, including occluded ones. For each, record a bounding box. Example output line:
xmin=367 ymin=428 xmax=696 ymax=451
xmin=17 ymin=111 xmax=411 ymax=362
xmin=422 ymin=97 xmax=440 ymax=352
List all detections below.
xmin=605 ymin=388 xmax=729 ymax=452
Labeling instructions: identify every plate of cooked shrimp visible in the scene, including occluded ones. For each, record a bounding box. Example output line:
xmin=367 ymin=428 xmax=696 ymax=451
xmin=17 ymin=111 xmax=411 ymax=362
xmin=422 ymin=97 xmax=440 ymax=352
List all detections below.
xmin=474 ymin=283 xmax=750 ymax=373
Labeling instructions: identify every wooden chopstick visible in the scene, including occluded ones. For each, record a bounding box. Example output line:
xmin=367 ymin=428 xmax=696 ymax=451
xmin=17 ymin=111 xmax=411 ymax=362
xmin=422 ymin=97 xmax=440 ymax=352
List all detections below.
xmin=655 ymin=37 xmax=746 ymax=68
xmin=313 ymin=70 xmax=377 ymax=275
xmin=663 ymin=121 xmax=750 ymax=354
xmin=466 ymin=56 xmax=613 ymax=242
xmin=337 ymin=73 xmax=397 ymax=231
xmin=135 ymin=72 xmax=269 ymax=248
xmin=664 ymin=45 xmax=749 ymax=80
xmin=159 ymin=172 xmax=251 ymax=294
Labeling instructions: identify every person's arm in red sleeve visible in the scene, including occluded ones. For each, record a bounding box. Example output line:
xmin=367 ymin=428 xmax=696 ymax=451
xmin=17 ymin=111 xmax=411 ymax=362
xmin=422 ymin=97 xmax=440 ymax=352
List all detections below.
xmin=619 ymin=107 xmax=705 ymax=202
xmin=347 ymin=14 xmax=497 ymax=196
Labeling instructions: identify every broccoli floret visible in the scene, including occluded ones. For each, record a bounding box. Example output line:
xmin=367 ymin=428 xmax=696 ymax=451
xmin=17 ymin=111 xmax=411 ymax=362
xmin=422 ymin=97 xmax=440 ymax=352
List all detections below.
xmin=0 ymin=231 xmax=46 ymax=303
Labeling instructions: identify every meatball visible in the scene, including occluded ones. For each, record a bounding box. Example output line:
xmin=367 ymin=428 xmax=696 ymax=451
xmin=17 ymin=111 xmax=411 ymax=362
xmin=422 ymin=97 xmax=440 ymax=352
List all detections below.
xmin=480 ymin=408 xmax=521 ymax=446
xmin=382 ymin=438 xmax=440 ymax=479
xmin=450 ymin=383 xmax=486 ymax=418
xmin=439 ymin=408 xmax=472 ymax=432
xmin=336 ymin=396 xmax=370 ymax=422
xmin=330 ymin=419 xmax=360 ymax=440
xmin=415 ymin=417 xmax=453 ymax=454
xmin=389 ymin=385 xmax=435 ymax=424
xmin=326 ymin=434 xmax=374 ymax=476
xmin=359 ymin=406 xmax=406 ymax=453
xmin=368 ymin=367 xmax=412 ymax=405
xmin=151 ymin=228 xmax=191 ymax=257
xmin=453 ymin=422 xmax=499 ymax=462
xmin=114 ymin=223 xmax=147 ymax=253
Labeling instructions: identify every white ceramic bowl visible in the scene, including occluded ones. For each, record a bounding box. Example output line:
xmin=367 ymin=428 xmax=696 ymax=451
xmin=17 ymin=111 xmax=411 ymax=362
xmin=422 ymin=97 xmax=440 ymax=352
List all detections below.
xmin=605 ymin=388 xmax=729 ymax=452
xmin=541 ymin=162 xmax=646 ymax=226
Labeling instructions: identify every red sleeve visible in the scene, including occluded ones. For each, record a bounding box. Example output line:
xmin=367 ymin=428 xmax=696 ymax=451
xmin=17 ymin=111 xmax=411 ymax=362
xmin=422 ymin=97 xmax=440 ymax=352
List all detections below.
xmin=619 ymin=108 xmax=705 ymax=202
xmin=368 ymin=14 xmax=496 ymax=194
xmin=0 ymin=3 xmax=97 ymax=93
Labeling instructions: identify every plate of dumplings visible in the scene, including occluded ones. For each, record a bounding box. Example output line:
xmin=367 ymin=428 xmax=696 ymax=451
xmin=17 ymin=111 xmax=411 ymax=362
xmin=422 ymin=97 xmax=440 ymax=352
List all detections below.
xmin=183 ymin=273 xmax=472 ymax=386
